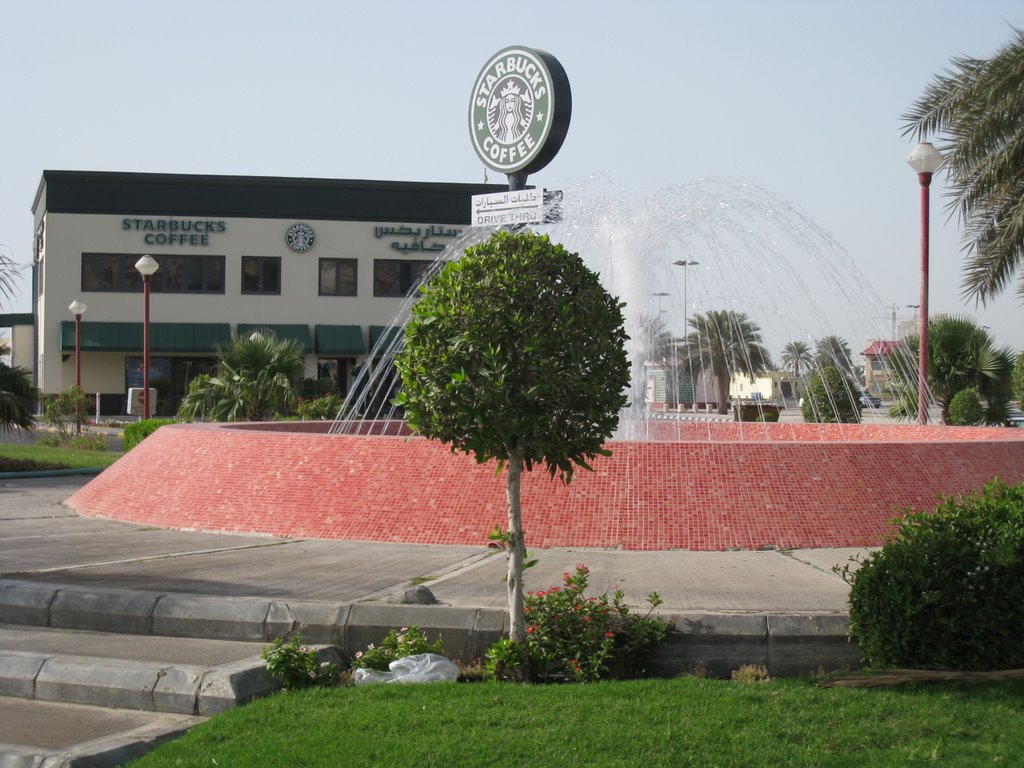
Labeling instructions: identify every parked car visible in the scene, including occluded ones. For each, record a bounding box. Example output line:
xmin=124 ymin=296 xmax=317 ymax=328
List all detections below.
xmin=859 ymin=392 xmax=883 ymax=408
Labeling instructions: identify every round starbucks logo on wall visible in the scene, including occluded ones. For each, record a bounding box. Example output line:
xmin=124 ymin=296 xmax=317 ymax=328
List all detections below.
xmin=469 ymin=46 xmax=572 ymax=175
xmin=285 ymin=222 xmax=315 ymax=253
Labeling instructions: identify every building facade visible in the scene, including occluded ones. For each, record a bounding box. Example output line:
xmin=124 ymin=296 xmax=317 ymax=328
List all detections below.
xmin=25 ymin=171 xmax=501 ymax=417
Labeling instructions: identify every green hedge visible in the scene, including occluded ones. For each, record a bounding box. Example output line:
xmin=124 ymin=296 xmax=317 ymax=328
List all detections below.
xmin=123 ymin=418 xmax=178 ymax=451
xmin=840 ymin=479 xmax=1024 ymax=671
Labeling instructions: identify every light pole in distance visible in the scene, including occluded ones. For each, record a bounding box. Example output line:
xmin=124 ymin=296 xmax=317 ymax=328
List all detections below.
xmin=69 ymin=299 xmax=87 ymax=433
xmin=906 ymin=142 xmax=944 ymax=425
xmin=135 ymin=255 xmax=159 ymax=419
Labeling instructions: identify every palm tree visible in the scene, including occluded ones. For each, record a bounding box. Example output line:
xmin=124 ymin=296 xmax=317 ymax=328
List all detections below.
xmin=902 ymin=27 xmax=1024 ymax=303
xmin=177 ymin=330 xmax=304 ymax=422
xmin=814 ymin=335 xmax=855 ymax=379
xmin=781 ymin=340 xmax=813 ymax=380
xmin=0 ymin=342 xmax=36 ymax=432
xmin=683 ymin=310 xmax=772 ymax=415
xmin=887 ymin=315 xmax=1014 ymax=424
xmin=0 ymin=250 xmax=22 ymax=307
xmin=638 ymin=313 xmax=675 ymax=363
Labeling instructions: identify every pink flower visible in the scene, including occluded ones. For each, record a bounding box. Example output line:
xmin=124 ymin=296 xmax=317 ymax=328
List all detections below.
xmin=355 ymin=651 xmax=363 ymax=659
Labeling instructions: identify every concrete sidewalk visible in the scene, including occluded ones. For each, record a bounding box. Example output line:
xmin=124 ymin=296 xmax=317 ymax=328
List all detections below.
xmin=0 ymin=474 xmax=868 ymax=766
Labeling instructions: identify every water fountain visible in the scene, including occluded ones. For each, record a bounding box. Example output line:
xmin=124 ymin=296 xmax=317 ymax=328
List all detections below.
xmin=68 ymin=176 xmax=1024 ymax=551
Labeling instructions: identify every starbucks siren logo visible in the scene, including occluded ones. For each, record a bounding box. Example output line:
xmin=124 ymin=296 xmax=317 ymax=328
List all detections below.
xmin=469 ymin=46 xmax=571 ymax=175
xmin=285 ymin=222 xmax=315 ymax=253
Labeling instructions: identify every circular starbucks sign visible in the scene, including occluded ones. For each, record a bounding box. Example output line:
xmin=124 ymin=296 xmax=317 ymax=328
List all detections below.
xmin=469 ymin=46 xmax=571 ymax=175
xmin=285 ymin=222 xmax=315 ymax=253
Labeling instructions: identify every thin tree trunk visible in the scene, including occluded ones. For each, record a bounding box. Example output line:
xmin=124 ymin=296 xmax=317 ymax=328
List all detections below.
xmin=505 ymin=444 xmax=529 ymax=682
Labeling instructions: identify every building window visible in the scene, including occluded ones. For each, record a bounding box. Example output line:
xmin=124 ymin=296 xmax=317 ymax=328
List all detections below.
xmin=241 ymin=256 xmax=281 ymax=295
xmin=81 ymin=253 xmax=224 ymax=293
xmin=373 ymin=259 xmax=434 ymax=297
xmin=319 ymin=258 xmax=357 ymax=296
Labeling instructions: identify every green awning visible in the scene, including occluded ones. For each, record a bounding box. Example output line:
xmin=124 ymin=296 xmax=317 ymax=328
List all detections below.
xmin=315 ymin=325 xmax=365 ymax=355
xmin=236 ymin=324 xmax=313 ymax=352
xmin=60 ymin=322 xmax=231 ymax=353
xmin=368 ymin=325 xmax=405 ymax=353
xmin=0 ymin=313 xmax=34 ymax=327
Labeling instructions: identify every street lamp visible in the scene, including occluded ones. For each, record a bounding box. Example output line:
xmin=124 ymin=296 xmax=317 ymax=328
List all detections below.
xmin=672 ymin=259 xmax=700 ymax=410
xmin=68 ymin=299 xmax=87 ymax=433
xmin=135 ymin=255 xmax=159 ymax=419
xmin=652 ymin=291 xmax=670 ymax=315
xmin=672 ymin=259 xmax=700 ymax=339
xmin=906 ymin=142 xmax=944 ymax=425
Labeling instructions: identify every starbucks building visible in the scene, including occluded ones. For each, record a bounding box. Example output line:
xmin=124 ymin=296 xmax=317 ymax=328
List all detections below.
xmin=22 ymin=170 xmax=501 ymax=417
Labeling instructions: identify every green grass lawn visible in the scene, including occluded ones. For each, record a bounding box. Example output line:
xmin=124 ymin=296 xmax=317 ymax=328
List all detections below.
xmin=129 ymin=677 xmax=1024 ymax=767
xmin=0 ymin=440 xmax=123 ymax=469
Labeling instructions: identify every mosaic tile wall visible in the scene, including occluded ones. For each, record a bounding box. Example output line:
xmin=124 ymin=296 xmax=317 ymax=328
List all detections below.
xmin=67 ymin=422 xmax=1024 ymax=551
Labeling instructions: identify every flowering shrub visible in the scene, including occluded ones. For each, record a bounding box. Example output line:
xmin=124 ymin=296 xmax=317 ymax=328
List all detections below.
xmin=262 ymin=634 xmax=339 ymax=689
xmin=351 ymin=626 xmax=445 ymax=671
xmin=487 ymin=564 xmax=675 ymax=682
xmin=296 ymin=394 xmax=343 ymax=420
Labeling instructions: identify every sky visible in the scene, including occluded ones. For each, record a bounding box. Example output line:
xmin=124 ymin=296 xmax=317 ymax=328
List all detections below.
xmin=1 ymin=0 xmax=1022 ymax=354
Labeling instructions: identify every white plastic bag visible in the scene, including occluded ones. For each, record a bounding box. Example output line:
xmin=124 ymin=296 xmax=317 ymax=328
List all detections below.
xmin=353 ymin=653 xmax=459 ymax=685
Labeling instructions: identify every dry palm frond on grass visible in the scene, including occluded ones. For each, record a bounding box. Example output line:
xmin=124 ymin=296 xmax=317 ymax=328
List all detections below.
xmin=819 ymin=668 xmax=1024 ymax=688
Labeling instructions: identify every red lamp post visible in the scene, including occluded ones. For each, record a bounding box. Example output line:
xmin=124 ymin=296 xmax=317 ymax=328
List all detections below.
xmin=68 ymin=299 xmax=87 ymax=433
xmin=135 ymin=255 xmax=159 ymax=419
xmin=906 ymin=142 xmax=944 ymax=425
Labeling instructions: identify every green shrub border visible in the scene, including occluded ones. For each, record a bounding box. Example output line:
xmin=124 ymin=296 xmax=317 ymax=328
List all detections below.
xmin=123 ymin=418 xmax=178 ymax=451
xmin=839 ymin=478 xmax=1024 ymax=671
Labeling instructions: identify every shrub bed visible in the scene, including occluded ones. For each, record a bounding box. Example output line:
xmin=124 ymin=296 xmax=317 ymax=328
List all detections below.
xmin=840 ymin=479 xmax=1024 ymax=671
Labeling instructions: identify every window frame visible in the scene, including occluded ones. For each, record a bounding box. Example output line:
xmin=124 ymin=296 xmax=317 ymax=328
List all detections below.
xmin=241 ymin=256 xmax=282 ymax=295
xmin=81 ymin=253 xmax=225 ymax=294
xmin=318 ymin=258 xmax=358 ymax=297
xmin=372 ymin=258 xmax=435 ymax=297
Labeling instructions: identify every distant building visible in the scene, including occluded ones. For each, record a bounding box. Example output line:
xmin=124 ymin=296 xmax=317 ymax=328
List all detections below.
xmin=861 ymin=339 xmax=905 ymax=398
xmin=19 ymin=170 xmax=502 ymax=417
xmin=728 ymin=371 xmax=802 ymax=403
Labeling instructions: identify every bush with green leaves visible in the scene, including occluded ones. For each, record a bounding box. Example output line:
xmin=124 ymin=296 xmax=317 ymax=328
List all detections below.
xmin=262 ymin=634 xmax=339 ymax=690
xmin=948 ymin=387 xmax=985 ymax=426
xmin=123 ymin=418 xmax=177 ymax=451
xmin=485 ymin=564 xmax=674 ymax=683
xmin=43 ymin=386 xmax=91 ymax=438
xmin=296 ymin=394 xmax=342 ymax=421
xmin=839 ymin=479 xmax=1024 ymax=671
xmin=800 ymin=366 xmax=860 ymax=423
xmin=351 ymin=626 xmax=445 ymax=671
xmin=393 ymin=230 xmax=631 ymax=679
xmin=37 ymin=431 xmax=108 ymax=451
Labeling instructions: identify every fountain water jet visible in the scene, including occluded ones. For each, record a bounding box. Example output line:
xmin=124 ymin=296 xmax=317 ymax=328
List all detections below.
xmin=66 ymin=178 xmax=1024 ymax=550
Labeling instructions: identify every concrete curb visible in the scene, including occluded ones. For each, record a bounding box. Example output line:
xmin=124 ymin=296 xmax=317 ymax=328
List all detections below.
xmin=0 ymin=468 xmax=106 ymax=480
xmin=0 ymin=579 xmax=859 ymax=677
xmin=0 ymin=714 xmax=205 ymax=768
xmin=0 ymin=647 xmax=297 ymax=715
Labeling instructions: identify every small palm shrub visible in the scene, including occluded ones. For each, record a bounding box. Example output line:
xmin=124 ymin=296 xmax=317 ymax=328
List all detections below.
xmin=839 ymin=479 xmax=1024 ymax=671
